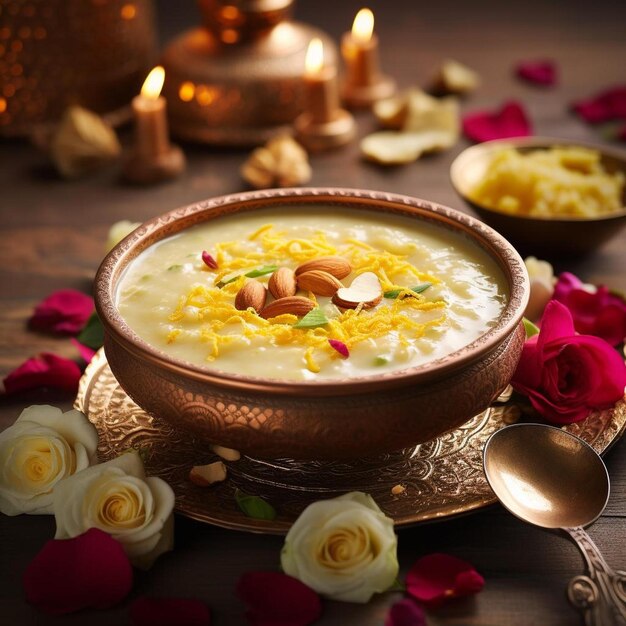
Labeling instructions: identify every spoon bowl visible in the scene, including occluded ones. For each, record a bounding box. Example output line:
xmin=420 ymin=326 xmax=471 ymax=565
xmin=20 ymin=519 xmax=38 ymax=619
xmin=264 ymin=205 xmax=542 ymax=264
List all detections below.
xmin=483 ymin=423 xmax=610 ymax=528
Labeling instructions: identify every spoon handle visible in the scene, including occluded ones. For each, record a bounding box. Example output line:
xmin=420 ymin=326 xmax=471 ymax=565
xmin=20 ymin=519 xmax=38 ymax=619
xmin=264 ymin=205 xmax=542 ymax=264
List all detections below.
xmin=564 ymin=526 xmax=626 ymax=626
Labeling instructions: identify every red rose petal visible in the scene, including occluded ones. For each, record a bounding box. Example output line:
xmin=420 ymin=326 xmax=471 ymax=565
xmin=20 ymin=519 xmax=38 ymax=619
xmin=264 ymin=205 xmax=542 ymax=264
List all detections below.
xmin=384 ymin=598 xmax=427 ymax=626
xmin=29 ymin=289 xmax=94 ymax=335
xmin=237 ymin=571 xmax=322 ymax=626
xmin=406 ymin=553 xmax=485 ymax=608
xmin=129 ymin=597 xmax=211 ymax=626
xmin=202 ymin=251 xmax=218 ymax=270
xmin=462 ymin=101 xmax=532 ymax=143
xmin=70 ymin=338 xmax=97 ymax=364
xmin=3 ymin=353 xmax=82 ymax=395
xmin=328 ymin=339 xmax=349 ymax=358
xmin=516 ymin=60 xmax=557 ymax=86
xmin=572 ymin=86 xmax=626 ymax=124
xmin=23 ymin=528 xmax=132 ymax=615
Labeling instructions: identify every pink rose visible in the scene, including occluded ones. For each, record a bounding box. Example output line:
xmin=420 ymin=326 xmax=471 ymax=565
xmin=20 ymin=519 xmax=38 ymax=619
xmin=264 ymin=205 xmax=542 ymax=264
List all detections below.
xmin=512 ymin=301 xmax=626 ymax=424
xmin=554 ymin=272 xmax=626 ymax=347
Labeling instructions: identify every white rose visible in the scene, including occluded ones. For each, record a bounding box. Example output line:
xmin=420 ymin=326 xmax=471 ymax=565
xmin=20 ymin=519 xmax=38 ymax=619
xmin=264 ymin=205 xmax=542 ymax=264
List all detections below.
xmin=53 ymin=449 xmax=175 ymax=569
xmin=0 ymin=405 xmax=98 ymax=516
xmin=105 ymin=220 xmax=140 ymax=253
xmin=524 ymin=256 xmax=555 ymax=322
xmin=280 ymin=491 xmax=399 ymax=603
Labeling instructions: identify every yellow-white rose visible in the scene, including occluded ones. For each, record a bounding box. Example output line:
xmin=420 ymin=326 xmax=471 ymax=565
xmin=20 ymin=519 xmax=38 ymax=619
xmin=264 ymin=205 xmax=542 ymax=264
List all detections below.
xmin=524 ymin=256 xmax=555 ymax=322
xmin=280 ymin=491 xmax=398 ymax=603
xmin=53 ymin=450 xmax=175 ymax=569
xmin=0 ymin=405 xmax=98 ymax=516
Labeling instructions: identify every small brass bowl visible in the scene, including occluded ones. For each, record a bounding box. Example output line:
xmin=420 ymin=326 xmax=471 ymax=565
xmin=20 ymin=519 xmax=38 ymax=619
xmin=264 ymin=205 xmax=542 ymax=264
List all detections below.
xmin=95 ymin=188 xmax=529 ymax=460
xmin=450 ymin=137 xmax=626 ymax=257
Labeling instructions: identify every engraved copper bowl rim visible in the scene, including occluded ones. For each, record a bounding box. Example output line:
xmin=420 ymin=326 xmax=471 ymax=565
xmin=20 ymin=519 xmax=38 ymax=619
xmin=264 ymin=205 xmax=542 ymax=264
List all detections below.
xmin=95 ymin=187 xmax=529 ymax=396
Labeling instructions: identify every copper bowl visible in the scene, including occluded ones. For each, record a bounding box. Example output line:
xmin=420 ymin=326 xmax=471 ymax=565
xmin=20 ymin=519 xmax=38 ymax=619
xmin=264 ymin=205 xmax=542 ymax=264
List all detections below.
xmin=95 ymin=188 xmax=529 ymax=460
xmin=450 ymin=136 xmax=626 ymax=258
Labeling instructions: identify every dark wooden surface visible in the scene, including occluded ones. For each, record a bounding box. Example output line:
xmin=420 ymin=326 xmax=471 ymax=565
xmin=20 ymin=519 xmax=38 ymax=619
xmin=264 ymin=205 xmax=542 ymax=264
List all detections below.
xmin=1 ymin=1 xmax=625 ymax=624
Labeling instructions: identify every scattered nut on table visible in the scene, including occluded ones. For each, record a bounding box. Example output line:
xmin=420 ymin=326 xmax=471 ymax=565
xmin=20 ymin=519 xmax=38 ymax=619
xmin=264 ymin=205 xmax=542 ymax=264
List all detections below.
xmin=241 ymin=135 xmax=312 ymax=189
xmin=210 ymin=444 xmax=241 ymax=462
xmin=189 ymin=461 xmax=227 ymax=486
xmin=430 ymin=59 xmax=480 ymax=96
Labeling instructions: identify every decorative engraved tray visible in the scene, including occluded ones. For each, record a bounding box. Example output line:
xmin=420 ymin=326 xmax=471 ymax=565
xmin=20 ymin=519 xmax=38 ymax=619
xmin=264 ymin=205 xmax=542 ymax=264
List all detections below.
xmin=75 ymin=350 xmax=626 ymax=535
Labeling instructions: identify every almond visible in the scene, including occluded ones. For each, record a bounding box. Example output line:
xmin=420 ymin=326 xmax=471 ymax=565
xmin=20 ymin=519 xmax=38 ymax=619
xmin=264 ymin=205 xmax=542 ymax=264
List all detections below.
xmin=235 ymin=279 xmax=267 ymax=312
xmin=260 ymin=296 xmax=316 ymax=319
xmin=189 ymin=461 xmax=227 ymax=486
xmin=333 ymin=272 xmax=382 ymax=309
xmin=296 ymin=270 xmax=343 ymax=296
xmin=268 ymin=267 xmax=297 ymax=299
xmin=295 ymin=256 xmax=352 ymax=280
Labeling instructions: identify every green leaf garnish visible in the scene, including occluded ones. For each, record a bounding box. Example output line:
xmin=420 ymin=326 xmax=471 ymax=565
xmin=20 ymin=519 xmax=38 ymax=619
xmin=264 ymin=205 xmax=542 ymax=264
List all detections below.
xmin=384 ymin=282 xmax=432 ymax=299
xmin=234 ymin=489 xmax=277 ymax=520
xmin=245 ymin=265 xmax=278 ymax=278
xmin=374 ymin=356 xmax=389 ymax=366
xmin=293 ymin=308 xmax=329 ymax=329
xmin=523 ymin=318 xmax=540 ymax=339
xmin=167 ymin=264 xmax=182 ymax=271
xmin=77 ymin=312 xmax=104 ymax=350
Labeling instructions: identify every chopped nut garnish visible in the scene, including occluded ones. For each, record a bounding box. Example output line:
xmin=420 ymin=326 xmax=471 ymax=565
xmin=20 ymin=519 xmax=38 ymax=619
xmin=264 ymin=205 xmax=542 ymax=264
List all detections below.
xmin=210 ymin=444 xmax=241 ymax=462
xmin=189 ymin=461 xmax=227 ymax=486
xmin=391 ymin=484 xmax=406 ymax=495
xmin=241 ymin=135 xmax=312 ymax=189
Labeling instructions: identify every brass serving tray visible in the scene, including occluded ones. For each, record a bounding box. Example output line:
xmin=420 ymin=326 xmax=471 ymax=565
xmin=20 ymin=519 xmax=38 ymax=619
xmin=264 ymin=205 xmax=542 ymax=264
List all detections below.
xmin=75 ymin=349 xmax=626 ymax=535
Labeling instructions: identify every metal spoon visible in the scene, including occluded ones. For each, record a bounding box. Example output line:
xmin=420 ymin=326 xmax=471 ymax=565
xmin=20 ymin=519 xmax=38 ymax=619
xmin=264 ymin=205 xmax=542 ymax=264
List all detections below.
xmin=483 ymin=423 xmax=626 ymax=626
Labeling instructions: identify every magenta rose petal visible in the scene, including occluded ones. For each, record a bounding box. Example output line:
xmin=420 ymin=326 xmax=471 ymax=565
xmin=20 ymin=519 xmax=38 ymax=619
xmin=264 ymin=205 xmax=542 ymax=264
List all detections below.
xmin=29 ymin=289 xmax=94 ymax=335
xmin=384 ymin=598 xmax=427 ymax=626
xmin=23 ymin=528 xmax=133 ymax=615
xmin=129 ymin=597 xmax=211 ymax=626
xmin=406 ymin=553 xmax=485 ymax=608
xmin=572 ymin=86 xmax=626 ymax=123
xmin=516 ymin=60 xmax=557 ymax=86
xmin=462 ymin=101 xmax=532 ymax=143
xmin=3 ymin=353 xmax=82 ymax=395
xmin=236 ymin=571 xmax=322 ymax=626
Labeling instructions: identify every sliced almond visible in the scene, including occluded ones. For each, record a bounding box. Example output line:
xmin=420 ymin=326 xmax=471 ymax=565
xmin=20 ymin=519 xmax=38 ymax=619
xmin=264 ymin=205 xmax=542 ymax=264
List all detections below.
xmin=296 ymin=270 xmax=343 ymax=296
xmin=189 ymin=461 xmax=227 ymax=486
xmin=210 ymin=444 xmax=241 ymax=462
xmin=260 ymin=296 xmax=316 ymax=319
xmin=361 ymin=130 xmax=457 ymax=165
xmin=333 ymin=272 xmax=382 ymax=309
xmin=268 ymin=267 xmax=297 ymax=299
xmin=235 ymin=279 xmax=267 ymax=312
xmin=295 ymin=256 xmax=351 ymax=279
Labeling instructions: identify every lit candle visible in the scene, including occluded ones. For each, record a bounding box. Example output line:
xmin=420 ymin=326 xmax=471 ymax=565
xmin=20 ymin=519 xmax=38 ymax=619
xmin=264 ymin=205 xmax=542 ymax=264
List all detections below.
xmin=341 ymin=8 xmax=395 ymax=108
xmin=294 ymin=39 xmax=355 ymax=151
xmin=123 ymin=66 xmax=185 ymax=184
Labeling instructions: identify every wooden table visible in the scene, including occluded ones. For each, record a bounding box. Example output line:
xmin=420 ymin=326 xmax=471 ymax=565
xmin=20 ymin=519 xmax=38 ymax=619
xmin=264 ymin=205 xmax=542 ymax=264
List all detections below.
xmin=1 ymin=1 xmax=625 ymax=624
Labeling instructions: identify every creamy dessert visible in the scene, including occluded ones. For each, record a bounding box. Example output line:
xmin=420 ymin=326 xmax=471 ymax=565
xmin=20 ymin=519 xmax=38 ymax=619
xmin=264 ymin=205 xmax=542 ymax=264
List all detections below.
xmin=116 ymin=208 xmax=508 ymax=380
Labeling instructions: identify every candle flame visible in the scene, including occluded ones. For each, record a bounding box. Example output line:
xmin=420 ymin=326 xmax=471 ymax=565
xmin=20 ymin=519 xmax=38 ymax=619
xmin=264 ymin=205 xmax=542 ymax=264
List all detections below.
xmin=305 ymin=38 xmax=324 ymax=75
xmin=141 ymin=66 xmax=165 ymax=99
xmin=352 ymin=8 xmax=374 ymax=43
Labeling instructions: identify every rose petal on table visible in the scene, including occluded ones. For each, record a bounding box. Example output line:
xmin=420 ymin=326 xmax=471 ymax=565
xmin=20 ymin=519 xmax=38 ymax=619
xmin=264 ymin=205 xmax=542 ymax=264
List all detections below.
xmin=515 ymin=60 xmax=557 ymax=86
xmin=384 ymin=598 xmax=427 ymax=626
xmin=3 ymin=353 xmax=82 ymax=395
xmin=23 ymin=528 xmax=132 ymax=615
xmin=572 ymin=85 xmax=626 ymax=123
xmin=237 ymin=571 xmax=322 ymax=625
xmin=28 ymin=289 xmax=94 ymax=335
xmin=129 ymin=596 xmax=211 ymax=626
xmin=70 ymin=338 xmax=97 ymax=364
xmin=462 ymin=101 xmax=532 ymax=142
xmin=406 ymin=553 xmax=485 ymax=607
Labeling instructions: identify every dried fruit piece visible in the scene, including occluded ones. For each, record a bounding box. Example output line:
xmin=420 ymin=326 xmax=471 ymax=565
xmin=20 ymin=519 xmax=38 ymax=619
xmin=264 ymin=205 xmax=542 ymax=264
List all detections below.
xmin=431 ymin=59 xmax=480 ymax=96
xmin=235 ymin=280 xmax=267 ymax=313
xmin=328 ymin=339 xmax=349 ymax=358
xmin=268 ymin=267 xmax=297 ymax=299
xmin=296 ymin=270 xmax=343 ymax=296
xmin=294 ymin=257 xmax=351 ymax=279
xmin=260 ymin=296 xmax=316 ymax=319
xmin=403 ymin=91 xmax=460 ymax=135
xmin=391 ymin=484 xmax=406 ymax=495
xmin=201 ymin=251 xmax=218 ymax=269
xmin=50 ymin=106 xmax=121 ymax=179
xmin=333 ymin=272 xmax=382 ymax=309
xmin=241 ymin=135 xmax=312 ymax=189
xmin=189 ymin=461 xmax=227 ymax=486
xmin=374 ymin=94 xmax=409 ymax=129
xmin=361 ymin=131 xmax=456 ymax=165
xmin=293 ymin=308 xmax=329 ymax=329
xmin=210 ymin=444 xmax=241 ymax=462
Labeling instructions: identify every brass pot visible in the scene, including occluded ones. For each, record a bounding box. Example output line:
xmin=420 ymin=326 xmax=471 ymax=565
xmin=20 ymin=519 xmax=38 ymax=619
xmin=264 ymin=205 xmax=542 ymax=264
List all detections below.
xmin=95 ymin=188 xmax=529 ymax=460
